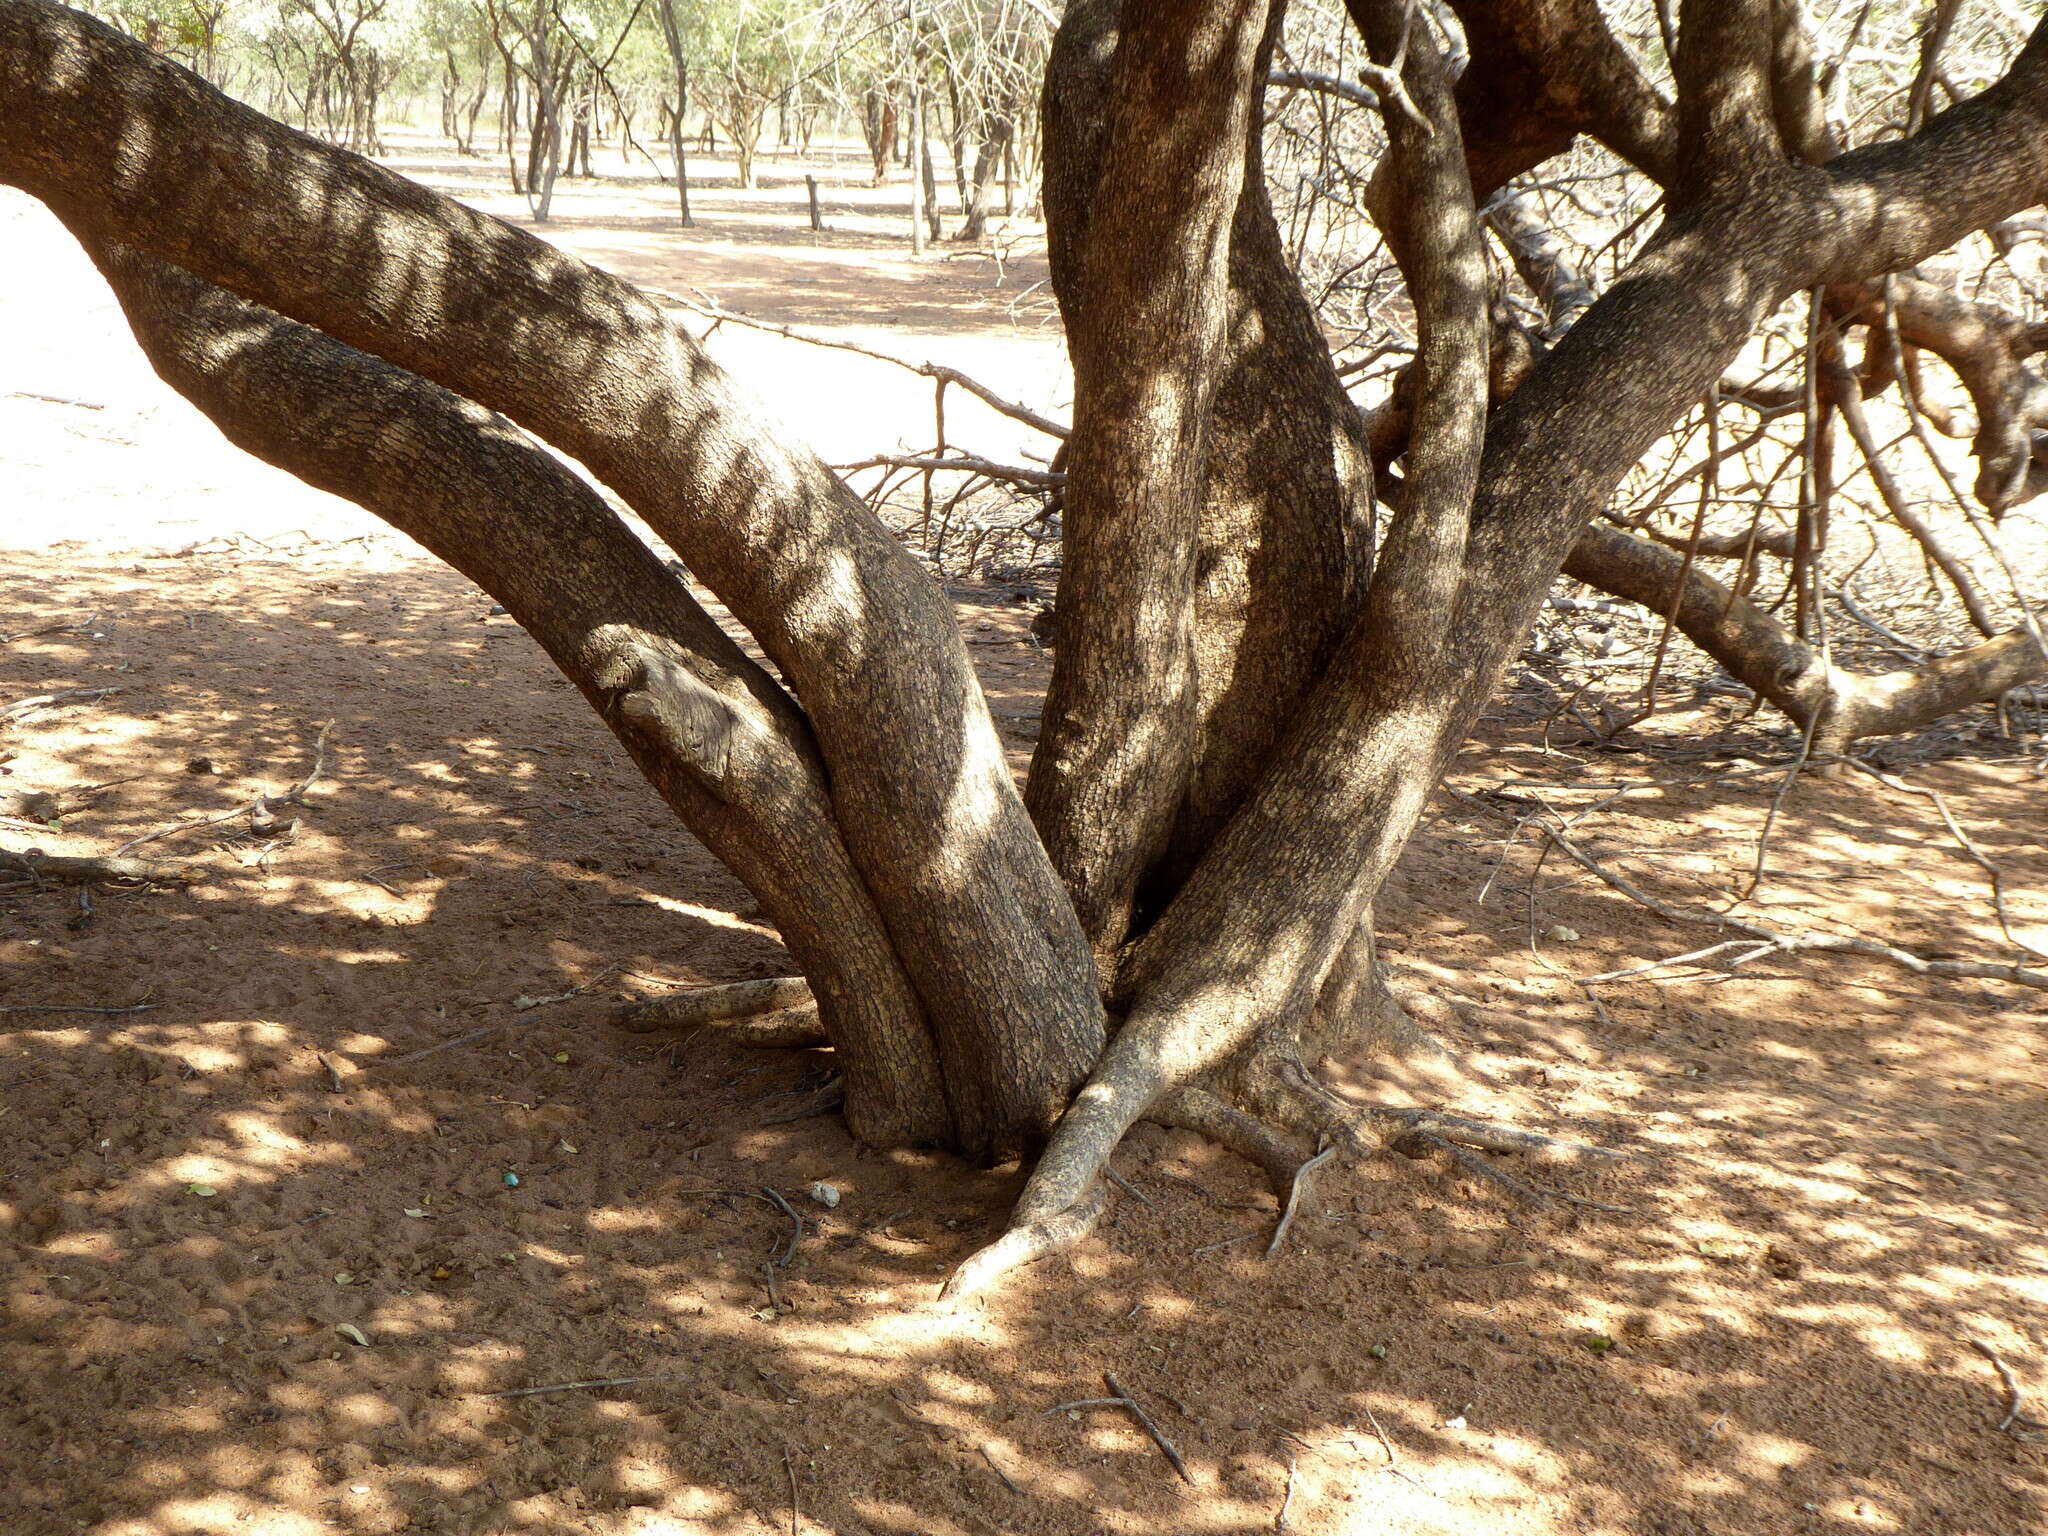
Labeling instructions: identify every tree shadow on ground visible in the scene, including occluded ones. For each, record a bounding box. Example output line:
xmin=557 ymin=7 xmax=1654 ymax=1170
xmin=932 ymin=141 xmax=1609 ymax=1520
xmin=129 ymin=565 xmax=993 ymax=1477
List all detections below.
xmin=2 ymin=551 xmax=2044 ymax=1536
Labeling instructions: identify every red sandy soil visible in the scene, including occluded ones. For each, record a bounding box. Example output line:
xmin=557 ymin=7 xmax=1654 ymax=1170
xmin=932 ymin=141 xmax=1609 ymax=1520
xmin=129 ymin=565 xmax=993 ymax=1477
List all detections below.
xmin=2 ymin=143 xmax=2046 ymax=1536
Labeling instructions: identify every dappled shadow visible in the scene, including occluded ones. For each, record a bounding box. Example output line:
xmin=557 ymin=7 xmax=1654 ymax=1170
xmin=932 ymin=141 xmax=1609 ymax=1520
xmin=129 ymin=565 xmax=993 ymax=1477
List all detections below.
xmin=4 ymin=549 xmax=2045 ymax=1536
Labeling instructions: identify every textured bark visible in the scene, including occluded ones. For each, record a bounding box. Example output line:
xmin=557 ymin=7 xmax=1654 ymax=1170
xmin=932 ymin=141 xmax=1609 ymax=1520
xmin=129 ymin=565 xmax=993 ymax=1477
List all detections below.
xmin=966 ymin=1 xmax=2048 ymax=1283
xmin=0 ymin=0 xmax=1103 ymax=1160
xmin=8 ymin=0 xmax=2048 ymax=1294
xmin=1445 ymin=0 xmax=1678 ymax=198
xmin=83 ymin=238 xmax=952 ymax=1148
xmin=1036 ymin=0 xmax=1375 ymax=955
xmin=1024 ymin=0 xmax=1270 ymax=962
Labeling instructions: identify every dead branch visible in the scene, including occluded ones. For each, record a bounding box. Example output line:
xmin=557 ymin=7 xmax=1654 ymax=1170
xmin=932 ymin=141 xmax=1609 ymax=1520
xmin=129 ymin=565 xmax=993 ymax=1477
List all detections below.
xmin=1101 ymin=1372 xmax=1194 ymax=1484
xmin=1266 ymin=1144 xmax=1337 ymax=1258
xmin=1848 ymin=761 xmax=2048 ymax=961
xmin=115 ymin=722 xmax=333 ymax=855
xmin=1451 ymin=788 xmax=2048 ymax=993
xmin=836 ymin=452 xmax=1065 ymax=489
xmin=0 ymin=1001 xmax=157 ymax=1016
xmin=480 ymin=1376 xmax=662 ymax=1399
xmin=1269 ymin=69 xmax=1379 ymax=110
xmin=0 ymin=848 xmax=190 ymax=884
xmin=0 ymin=686 xmax=123 ymax=722
xmin=1967 ymin=1339 xmax=2028 ymax=1433
xmin=671 ymin=290 xmax=1070 ymax=441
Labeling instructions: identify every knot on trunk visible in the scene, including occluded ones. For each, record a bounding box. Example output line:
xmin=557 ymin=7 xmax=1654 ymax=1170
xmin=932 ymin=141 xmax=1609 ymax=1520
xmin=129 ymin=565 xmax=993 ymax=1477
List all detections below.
xmin=612 ymin=646 xmax=739 ymax=787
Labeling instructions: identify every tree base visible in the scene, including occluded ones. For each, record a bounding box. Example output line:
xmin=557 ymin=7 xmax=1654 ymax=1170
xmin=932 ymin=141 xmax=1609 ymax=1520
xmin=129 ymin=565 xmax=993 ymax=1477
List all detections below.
xmin=943 ymin=985 xmax=1624 ymax=1301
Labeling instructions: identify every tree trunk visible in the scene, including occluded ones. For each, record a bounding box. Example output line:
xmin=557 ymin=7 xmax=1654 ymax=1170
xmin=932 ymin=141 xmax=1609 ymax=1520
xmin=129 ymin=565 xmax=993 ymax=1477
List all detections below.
xmin=0 ymin=0 xmax=1109 ymax=1163
xmin=5 ymin=0 xmax=2047 ymax=1299
xmin=956 ymin=118 xmax=1009 ymax=243
xmin=908 ymin=80 xmax=925 ymax=254
xmin=653 ymin=0 xmax=694 ymax=228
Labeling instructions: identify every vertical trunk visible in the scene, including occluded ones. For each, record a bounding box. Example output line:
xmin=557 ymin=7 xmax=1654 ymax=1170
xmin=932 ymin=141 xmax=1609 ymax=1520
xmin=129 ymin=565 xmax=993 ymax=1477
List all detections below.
xmin=945 ymin=69 xmax=969 ymax=211
xmin=919 ymin=117 xmax=942 ymax=243
xmin=1033 ymin=0 xmax=1375 ymax=954
xmin=870 ymin=94 xmax=896 ymax=184
xmin=732 ymin=122 xmax=754 ymax=190
xmin=958 ymin=118 xmax=1008 ymax=242
xmin=1026 ymin=0 xmax=1274 ymax=961
xmin=908 ymin=79 xmax=926 ymax=254
xmin=654 ymin=0 xmax=695 ymax=227
xmin=505 ymin=78 xmax=525 ymax=195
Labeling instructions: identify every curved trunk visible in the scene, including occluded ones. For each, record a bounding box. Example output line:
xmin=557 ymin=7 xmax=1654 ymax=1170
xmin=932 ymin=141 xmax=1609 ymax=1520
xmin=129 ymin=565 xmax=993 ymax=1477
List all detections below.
xmin=85 ymin=237 xmax=955 ymax=1148
xmin=7 ymin=0 xmax=2048 ymax=1299
xmin=0 ymin=0 xmax=1105 ymax=1162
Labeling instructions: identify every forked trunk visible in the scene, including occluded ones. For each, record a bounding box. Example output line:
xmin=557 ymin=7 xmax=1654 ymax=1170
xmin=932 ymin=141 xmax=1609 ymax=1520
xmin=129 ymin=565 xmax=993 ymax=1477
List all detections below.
xmin=3 ymin=0 xmax=2046 ymax=1299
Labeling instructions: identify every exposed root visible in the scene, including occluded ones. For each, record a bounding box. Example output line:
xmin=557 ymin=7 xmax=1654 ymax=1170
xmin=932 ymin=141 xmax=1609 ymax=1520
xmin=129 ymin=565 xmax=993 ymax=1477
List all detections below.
xmin=941 ymin=1028 xmax=1170 ymax=1299
xmin=939 ymin=1180 xmax=1110 ymax=1301
xmin=945 ymin=1019 xmax=1629 ymax=1299
xmin=1149 ymin=1084 xmax=1312 ymax=1187
xmin=612 ymin=976 xmax=821 ymax=1039
xmin=1370 ymin=1105 xmax=1620 ymax=1163
xmin=1262 ymin=1063 xmax=1632 ymax=1213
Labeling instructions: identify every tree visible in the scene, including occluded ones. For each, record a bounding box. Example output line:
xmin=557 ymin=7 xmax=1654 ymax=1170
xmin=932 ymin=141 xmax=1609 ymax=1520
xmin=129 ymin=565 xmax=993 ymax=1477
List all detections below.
xmin=3 ymin=0 xmax=2045 ymax=1301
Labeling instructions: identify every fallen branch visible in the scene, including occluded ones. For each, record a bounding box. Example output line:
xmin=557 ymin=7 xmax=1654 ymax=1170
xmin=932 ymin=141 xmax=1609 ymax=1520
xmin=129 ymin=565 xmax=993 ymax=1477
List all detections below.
xmin=0 ymin=848 xmax=190 ymax=884
xmin=0 ymin=686 xmax=123 ymax=722
xmin=0 ymin=1001 xmax=156 ymax=1016
xmin=6 ymin=390 xmax=106 ymax=409
xmin=1849 ymin=761 xmax=2048 ymax=961
xmin=371 ymin=1024 xmax=503 ymax=1067
xmin=479 ymin=1376 xmax=661 ymax=1399
xmin=1450 ymin=788 xmax=2048 ymax=993
xmin=1102 ymin=1372 xmax=1193 ymax=1485
xmin=115 ymin=722 xmax=333 ymax=855
xmin=981 ymin=1443 xmax=1023 ymax=1494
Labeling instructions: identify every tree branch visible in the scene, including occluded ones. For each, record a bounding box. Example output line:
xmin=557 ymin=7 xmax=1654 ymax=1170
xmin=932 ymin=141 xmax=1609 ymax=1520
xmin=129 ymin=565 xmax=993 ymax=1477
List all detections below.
xmin=0 ymin=0 xmax=1106 ymax=1158
xmin=83 ymin=235 xmax=953 ymax=1146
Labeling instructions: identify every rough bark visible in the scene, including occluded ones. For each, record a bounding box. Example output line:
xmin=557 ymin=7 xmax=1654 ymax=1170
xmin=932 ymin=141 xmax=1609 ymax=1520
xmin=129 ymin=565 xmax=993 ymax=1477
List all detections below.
xmin=957 ymin=0 xmax=2048 ymax=1289
xmin=7 ymin=0 xmax=2048 ymax=1296
xmin=81 ymin=236 xmax=953 ymax=1147
xmin=1036 ymin=0 xmax=1376 ymax=959
xmin=0 ymin=0 xmax=1105 ymax=1160
xmin=1023 ymin=0 xmax=1272 ymax=963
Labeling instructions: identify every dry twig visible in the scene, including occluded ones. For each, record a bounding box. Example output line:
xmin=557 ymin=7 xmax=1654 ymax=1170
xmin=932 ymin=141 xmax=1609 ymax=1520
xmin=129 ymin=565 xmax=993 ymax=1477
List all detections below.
xmin=0 ymin=1001 xmax=156 ymax=1016
xmin=116 ymin=722 xmax=332 ymax=855
xmin=1969 ymin=1339 xmax=2028 ymax=1432
xmin=1267 ymin=1145 xmax=1337 ymax=1259
xmin=1450 ymin=788 xmax=2048 ymax=993
xmin=1102 ymin=1372 xmax=1194 ymax=1485
xmin=479 ymin=1376 xmax=661 ymax=1399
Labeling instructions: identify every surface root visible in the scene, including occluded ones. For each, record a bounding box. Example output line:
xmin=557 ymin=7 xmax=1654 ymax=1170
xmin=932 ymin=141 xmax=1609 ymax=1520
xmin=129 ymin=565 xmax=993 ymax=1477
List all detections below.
xmin=612 ymin=976 xmax=822 ymax=1041
xmin=945 ymin=1039 xmax=1628 ymax=1299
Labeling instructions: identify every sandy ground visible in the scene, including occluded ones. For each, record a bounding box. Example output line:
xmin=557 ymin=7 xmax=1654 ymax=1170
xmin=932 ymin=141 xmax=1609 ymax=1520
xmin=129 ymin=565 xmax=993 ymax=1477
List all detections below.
xmin=3 ymin=138 xmax=2047 ymax=1536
